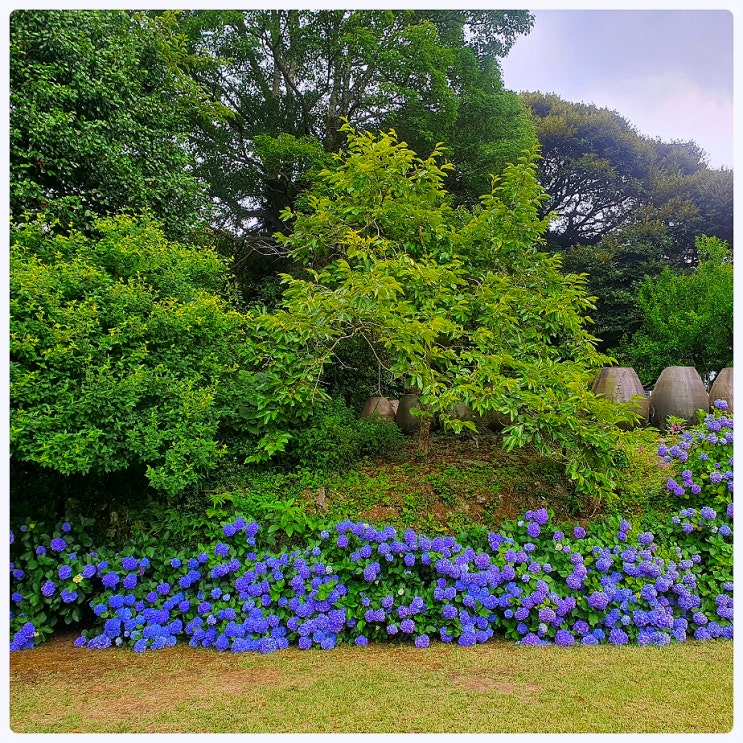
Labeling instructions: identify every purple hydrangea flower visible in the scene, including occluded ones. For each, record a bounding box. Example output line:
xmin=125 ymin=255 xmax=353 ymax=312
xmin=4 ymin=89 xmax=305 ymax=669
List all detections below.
xmin=587 ymin=591 xmax=609 ymax=611
xmin=555 ymin=629 xmax=575 ymax=646
xmin=532 ymin=508 xmax=549 ymax=525
xmin=538 ymin=607 xmax=557 ymax=623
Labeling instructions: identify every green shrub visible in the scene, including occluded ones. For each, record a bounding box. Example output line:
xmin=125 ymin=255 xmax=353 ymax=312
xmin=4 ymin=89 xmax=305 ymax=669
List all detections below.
xmin=9 ymin=214 xmax=253 ymax=500
xmin=608 ymin=427 xmax=673 ymax=515
xmin=287 ymin=398 xmax=404 ymax=472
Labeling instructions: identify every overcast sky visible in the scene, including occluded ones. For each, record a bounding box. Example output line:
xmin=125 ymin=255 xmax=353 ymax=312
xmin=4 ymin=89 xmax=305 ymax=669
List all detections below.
xmin=499 ymin=9 xmax=734 ymax=169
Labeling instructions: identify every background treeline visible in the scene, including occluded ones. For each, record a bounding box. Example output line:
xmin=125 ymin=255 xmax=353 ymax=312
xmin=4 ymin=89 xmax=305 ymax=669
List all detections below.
xmin=8 ymin=9 xmax=733 ymax=532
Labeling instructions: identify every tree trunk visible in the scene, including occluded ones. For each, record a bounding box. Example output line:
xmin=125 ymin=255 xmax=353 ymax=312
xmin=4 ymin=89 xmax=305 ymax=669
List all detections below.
xmin=417 ymin=415 xmax=432 ymax=457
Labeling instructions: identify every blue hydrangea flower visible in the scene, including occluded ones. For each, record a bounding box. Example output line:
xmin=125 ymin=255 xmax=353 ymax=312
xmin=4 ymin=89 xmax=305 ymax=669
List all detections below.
xmin=101 ymin=572 xmax=120 ymax=589
xmin=214 ymin=543 xmax=229 ymax=557
xmin=50 ymin=538 xmax=67 ymax=552
xmin=41 ymin=580 xmax=56 ymax=597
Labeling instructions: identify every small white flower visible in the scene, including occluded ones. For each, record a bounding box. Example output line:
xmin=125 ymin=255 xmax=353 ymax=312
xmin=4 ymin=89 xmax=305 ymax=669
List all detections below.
xmin=555 ymin=544 xmax=563 ymax=551
xmin=398 ymin=588 xmax=405 ymax=596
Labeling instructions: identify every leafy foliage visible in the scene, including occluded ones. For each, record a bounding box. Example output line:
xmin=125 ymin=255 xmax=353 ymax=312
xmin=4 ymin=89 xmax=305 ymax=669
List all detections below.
xmin=9 ymin=9 xmax=224 ymax=237
xmin=9 ymin=214 xmax=251 ymax=498
xmin=178 ymin=9 xmax=535 ymax=240
xmin=237 ymin=126 xmax=639 ymax=502
xmin=559 ymin=221 xmax=674 ymax=351
xmin=287 ymin=398 xmax=405 ymax=472
xmin=617 ymin=236 xmax=733 ymax=385
xmin=609 ymin=427 xmax=672 ymax=516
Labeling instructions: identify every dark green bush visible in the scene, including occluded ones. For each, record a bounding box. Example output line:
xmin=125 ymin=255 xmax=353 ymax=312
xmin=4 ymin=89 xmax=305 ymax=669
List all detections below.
xmin=287 ymin=398 xmax=404 ymax=472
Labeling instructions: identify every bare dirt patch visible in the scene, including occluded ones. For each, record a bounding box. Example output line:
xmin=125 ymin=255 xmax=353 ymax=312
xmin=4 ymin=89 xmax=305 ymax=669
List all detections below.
xmin=450 ymin=670 xmax=540 ymax=697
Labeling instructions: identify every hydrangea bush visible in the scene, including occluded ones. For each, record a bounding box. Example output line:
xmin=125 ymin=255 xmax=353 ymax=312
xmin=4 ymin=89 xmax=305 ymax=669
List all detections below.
xmin=10 ymin=407 xmax=733 ymax=652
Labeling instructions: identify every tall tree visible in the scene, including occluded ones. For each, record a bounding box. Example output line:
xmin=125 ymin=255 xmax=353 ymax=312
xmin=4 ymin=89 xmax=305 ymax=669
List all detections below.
xmin=177 ymin=9 xmax=536 ymax=241
xmin=239 ymin=126 xmax=636 ymax=503
xmin=521 ymin=92 xmax=733 ymax=259
xmin=9 ymin=9 xmax=225 ymax=238
xmin=560 ymin=219 xmax=673 ymax=351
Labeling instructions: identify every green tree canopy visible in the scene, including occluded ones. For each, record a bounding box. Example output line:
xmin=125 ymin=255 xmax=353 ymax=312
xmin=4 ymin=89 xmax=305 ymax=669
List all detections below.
xmin=520 ymin=92 xmax=651 ymax=248
xmin=9 ymin=215 xmax=251 ymax=499
xmin=560 ymin=219 xmax=675 ymax=351
xmin=9 ymin=9 xmax=225 ymax=238
xmin=239 ymin=126 xmax=637 ymax=502
xmin=177 ymin=9 xmax=536 ymax=241
xmin=521 ymin=92 xmax=733 ymax=260
xmin=618 ymin=236 xmax=733 ymax=385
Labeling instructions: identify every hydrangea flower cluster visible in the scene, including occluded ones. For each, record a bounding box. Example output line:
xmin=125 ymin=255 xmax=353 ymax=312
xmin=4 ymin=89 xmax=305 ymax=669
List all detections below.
xmin=9 ymin=410 xmax=732 ymax=653
xmin=660 ymin=403 xmax=733 ymax=510
xmin=656 ymin=403 xmax=734 ymax=627
xmin=9 ymin=510 xmax=733 ymax=653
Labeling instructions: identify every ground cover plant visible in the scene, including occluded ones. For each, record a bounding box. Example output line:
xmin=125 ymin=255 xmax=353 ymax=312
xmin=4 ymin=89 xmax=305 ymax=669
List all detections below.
xmin=9 ymin=404 xmax=733 ymax=653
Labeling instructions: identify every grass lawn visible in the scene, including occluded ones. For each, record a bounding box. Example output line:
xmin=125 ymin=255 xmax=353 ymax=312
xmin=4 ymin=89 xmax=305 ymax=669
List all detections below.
xmin=8 ymin=631 xmax=733 ymax=734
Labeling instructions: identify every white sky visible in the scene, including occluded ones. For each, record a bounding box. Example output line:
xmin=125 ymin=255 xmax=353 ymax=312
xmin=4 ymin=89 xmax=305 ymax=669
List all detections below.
xmin=499 ymin=8 xmax=734 ymax=169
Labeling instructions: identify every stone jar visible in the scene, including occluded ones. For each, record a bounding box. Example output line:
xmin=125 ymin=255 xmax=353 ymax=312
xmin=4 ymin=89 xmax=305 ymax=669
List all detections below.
xmin=650 ymin=366 xmax=709 ymax=431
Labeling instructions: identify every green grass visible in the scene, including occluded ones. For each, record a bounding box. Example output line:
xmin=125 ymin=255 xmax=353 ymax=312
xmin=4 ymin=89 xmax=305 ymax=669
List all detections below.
xmin=9 ymin=633 xmax=733 ymax=734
